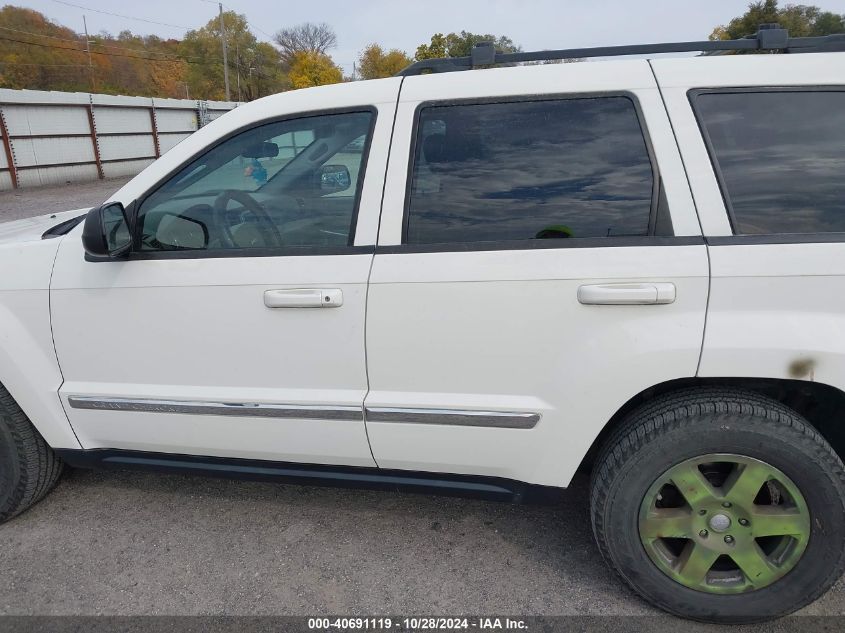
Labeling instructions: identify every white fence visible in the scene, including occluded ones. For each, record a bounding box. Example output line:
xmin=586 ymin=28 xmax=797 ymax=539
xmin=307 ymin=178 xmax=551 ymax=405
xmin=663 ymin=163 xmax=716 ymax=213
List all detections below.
xmin=0 ymin=89 xmax=240 ymax=190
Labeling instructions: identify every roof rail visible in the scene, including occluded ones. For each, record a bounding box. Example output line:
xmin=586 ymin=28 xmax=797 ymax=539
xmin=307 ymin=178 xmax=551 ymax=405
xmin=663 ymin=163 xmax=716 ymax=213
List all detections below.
xmin=398 ymin=26 xmax=845 ymax=76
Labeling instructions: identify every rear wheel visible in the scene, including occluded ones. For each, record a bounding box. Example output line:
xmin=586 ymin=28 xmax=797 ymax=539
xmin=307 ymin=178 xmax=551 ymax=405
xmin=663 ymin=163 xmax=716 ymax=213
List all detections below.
xmin=0 ymin=382 xmax=63 ymax=523
xmin=591 ymin=388 xmax=845 ymax=622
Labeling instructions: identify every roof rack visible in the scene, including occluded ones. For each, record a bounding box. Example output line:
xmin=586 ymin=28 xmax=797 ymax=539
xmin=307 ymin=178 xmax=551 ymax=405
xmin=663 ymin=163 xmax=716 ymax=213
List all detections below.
xmin=398 ymin=25 xmax=845 ymax=76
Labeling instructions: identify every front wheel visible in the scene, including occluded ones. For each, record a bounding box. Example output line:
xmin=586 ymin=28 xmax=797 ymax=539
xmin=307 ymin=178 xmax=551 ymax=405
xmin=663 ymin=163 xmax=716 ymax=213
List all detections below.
xmin=590 ymin=388 xmax=845 ymax=622
xmin=0 ymin=382 xmax=63 ymax=523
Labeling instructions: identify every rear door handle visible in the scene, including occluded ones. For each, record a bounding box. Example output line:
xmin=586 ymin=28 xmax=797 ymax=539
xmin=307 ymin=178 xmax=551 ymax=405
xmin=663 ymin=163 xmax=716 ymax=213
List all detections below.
xmin=264 ymin=288 xmax=343 ymax=308
xmin=577 ymin=283 xmax=676 ymax=305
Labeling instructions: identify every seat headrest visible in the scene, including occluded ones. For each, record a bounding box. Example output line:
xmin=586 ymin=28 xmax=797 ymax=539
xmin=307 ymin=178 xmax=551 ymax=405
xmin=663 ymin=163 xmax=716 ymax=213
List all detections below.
xmin=422 ymin=133 xmax=447 ymax=164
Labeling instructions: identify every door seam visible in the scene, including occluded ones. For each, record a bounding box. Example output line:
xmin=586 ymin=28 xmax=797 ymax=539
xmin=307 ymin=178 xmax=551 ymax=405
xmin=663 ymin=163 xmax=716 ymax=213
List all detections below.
xmin=362 ymin=76 xmax=405 ymax=468
xmin=648 ymin=60 xmax=711 ymax=376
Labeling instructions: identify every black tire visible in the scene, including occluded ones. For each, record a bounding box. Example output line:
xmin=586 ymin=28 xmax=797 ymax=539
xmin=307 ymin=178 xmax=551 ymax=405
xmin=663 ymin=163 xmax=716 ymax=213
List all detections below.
xmin=0 ymin=382 xmax=63 ymax=523
xmin=590 ymin=387 xmax=845 ymax=623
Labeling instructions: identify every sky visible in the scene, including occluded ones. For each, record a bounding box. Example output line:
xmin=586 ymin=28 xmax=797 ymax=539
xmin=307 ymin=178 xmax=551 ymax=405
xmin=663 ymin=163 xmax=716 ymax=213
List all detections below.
xmin=16 ymin=0 xmax=845 ymax=74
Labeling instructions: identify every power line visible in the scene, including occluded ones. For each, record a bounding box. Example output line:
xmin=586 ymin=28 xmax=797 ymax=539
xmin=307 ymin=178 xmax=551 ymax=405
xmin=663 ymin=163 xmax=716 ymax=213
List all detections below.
xmin=0 ymin=61 xmax=89 ymax=67
xmin=0 ymin=34 xmax=195 ymax=63
xmin=50 ymin=0 xmax=192 ymax=30
xmin=0 ymin=24 xmax=198 ymax=59
xmin=0 ymin=24 xmax=84 ymax=44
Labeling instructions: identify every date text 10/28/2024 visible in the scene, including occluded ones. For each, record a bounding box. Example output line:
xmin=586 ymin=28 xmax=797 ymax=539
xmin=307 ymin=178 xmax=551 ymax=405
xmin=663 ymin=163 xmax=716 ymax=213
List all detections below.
xmin=308 ymin=618 xmax=529 ymax=631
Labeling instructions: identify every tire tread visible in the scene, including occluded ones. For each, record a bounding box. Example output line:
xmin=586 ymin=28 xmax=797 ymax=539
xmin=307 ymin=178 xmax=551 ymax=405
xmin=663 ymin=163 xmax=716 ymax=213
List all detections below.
xmin=0 ymin=382 xmax=63 ymax=523
xmin=590 ymin=387 xmax=845 ymax=621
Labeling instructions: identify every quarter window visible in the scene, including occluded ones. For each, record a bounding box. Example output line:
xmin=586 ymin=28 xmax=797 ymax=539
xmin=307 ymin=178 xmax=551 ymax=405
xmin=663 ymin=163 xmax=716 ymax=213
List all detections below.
xmin=405 ymin=97 xmax=656 ymax=245
xmin=695 ymin=91 xmax=845 ymax=235
xmin=137 ymin=111 xmax=373 ymax=253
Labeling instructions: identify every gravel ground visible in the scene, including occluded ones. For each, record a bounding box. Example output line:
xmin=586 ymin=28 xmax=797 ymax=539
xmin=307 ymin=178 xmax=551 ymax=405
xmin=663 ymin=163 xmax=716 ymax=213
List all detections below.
xmin=0 ymin=179 xmax=844 ymax=624
xmin=0 ymin=468 xmax=843 ymax=621
xmin=0 ymin=469 xmax=647 ymax=616
xmin=0 ymin=177 xmax=131 ymax=222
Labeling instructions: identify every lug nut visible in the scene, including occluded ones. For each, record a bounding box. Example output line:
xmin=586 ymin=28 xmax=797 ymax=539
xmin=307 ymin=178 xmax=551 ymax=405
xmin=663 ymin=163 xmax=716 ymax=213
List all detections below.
xmin=724 ymin=535 xmax=734 ymax=544
xmin=739 ymin=518 xmax=749 ymax=526
xmin=699 ymin=529 xmax=709 ymax=538
xmin=722 ymin=501 xmax=732 ymax=508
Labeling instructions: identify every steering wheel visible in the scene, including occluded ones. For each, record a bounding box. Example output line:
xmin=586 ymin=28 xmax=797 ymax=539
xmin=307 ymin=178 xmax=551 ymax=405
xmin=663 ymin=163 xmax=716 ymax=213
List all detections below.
xmin=212 ymin=189 xmax=282 ymax=248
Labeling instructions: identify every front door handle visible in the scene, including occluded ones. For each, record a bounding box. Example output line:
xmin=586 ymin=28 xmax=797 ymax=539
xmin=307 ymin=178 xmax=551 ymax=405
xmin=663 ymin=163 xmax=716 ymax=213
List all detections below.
xmin=264 ymin=288 xmax=343 ymax=308
xmin=577 ymin=283 xmax=676 ymax=305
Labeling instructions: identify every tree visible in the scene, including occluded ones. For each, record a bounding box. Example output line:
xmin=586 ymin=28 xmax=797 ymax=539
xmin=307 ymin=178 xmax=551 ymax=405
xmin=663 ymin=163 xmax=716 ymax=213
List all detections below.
xmin=710 ymin=0 xmax=845 ymax=40
xmin=180 ymin=10 xmax=286 ymax=101
xmin=357 ymin=43 xmax=412 ymax=79
xmin=274 ymin=23 xmax=337 ymax=66
xmin=0 ymin=6 xmax=188 ymax=96
xmin=288 ymin=51 xmax=342 ymax=89
xmin=415 ymin=31 xmax=520 ymax=60
xmin=0 ymin=6 xmax=290 ymax=99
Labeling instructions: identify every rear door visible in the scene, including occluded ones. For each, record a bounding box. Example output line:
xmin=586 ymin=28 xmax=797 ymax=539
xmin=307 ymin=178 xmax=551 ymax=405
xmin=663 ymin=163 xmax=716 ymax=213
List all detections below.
xmin=363 ymin=61 xmax=709 ymax=487
xmin=652 ymin=54 xmax=845 ymax=388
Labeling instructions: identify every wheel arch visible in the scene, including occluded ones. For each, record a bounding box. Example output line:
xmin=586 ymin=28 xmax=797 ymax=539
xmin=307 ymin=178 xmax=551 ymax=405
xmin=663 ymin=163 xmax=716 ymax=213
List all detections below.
xmin=579 ymin=377 xmax=845 ymax=473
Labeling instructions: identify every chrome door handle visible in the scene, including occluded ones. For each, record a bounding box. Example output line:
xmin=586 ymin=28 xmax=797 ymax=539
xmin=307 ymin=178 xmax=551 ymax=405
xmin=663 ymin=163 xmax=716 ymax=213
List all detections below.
xmin=264 ymin=288 xmax=343 ymax=308
xmin=577 ymin=283 xmax=676 ymax=305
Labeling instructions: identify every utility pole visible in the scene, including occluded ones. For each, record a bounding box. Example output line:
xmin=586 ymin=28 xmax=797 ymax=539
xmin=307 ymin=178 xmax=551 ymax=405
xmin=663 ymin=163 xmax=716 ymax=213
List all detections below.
xmin=235 ymin=39 xmax=242 ymax=102
xmin=82 ymin=15 xmax=95 ymax=91
xmin=218 ymin=3 xmax=230 ymax=101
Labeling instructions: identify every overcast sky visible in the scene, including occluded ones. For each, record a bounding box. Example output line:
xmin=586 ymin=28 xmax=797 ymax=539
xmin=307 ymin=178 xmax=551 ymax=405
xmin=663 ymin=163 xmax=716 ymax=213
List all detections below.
xmin=18 ymin=0 xmax=845 ymax=74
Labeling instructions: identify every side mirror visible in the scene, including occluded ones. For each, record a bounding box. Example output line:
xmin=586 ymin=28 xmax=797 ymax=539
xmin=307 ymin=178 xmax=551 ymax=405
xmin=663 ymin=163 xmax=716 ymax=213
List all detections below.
xmin=82 ymin=202 xmax=132 ymax=259
xmin=317 ymin=164 xmax=351 ymax=194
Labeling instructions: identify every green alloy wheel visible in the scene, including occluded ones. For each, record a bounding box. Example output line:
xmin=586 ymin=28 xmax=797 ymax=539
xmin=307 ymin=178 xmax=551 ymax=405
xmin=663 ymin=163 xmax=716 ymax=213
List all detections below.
xmin=591 ymin=388 xmax=845 ymax=622
xmin=638 ymin=454 xmax=810 ymax=593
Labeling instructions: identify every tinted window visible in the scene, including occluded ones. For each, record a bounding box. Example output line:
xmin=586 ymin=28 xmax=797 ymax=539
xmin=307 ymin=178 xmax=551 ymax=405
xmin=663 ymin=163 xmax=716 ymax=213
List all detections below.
xmin=137 ymin=111 xmax=372 ymax=252
xmin=406 ymin=97 xmax=655 ymax=244
xmin=696 ymin=91 xmax=845 ymax=235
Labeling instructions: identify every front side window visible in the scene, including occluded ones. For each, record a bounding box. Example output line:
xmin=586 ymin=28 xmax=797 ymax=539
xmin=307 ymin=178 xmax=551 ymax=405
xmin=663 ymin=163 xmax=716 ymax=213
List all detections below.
xmin=137 ymin=111 xmax=373 ymax=252
xmin=695 ymin=90 xmax=845 ymax=235
xmin=405 ymin=96 xmax=655 ymax=245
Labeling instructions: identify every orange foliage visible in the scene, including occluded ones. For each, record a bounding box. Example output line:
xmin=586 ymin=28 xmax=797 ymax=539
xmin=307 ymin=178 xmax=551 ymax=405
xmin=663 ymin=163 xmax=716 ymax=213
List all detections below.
xmin=0 ymin=6 xmax=188 ymax=97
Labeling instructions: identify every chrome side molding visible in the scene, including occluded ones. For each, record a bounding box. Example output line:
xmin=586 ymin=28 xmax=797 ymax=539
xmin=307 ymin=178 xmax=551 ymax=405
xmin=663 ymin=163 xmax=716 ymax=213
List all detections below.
xmin=66 ymin=396 xmax=362 ymax=422
xmin=365 ymin=407 xmax=540 ymax=429
xmin=66 ymin=397 xmax=541 ymax=429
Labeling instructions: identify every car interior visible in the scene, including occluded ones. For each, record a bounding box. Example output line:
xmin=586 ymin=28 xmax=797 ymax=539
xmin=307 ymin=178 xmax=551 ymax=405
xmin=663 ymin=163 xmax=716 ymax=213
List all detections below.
xmin=136 ymin=112 xmax=372 ymax=252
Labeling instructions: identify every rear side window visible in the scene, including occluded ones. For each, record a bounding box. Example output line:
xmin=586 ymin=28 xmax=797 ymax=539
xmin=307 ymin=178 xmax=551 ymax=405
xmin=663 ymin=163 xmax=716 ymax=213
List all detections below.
xmin=695 ymin=90 xmax=845 ymax=235
xmin=405 ymin=96 xmax=656 ymax=245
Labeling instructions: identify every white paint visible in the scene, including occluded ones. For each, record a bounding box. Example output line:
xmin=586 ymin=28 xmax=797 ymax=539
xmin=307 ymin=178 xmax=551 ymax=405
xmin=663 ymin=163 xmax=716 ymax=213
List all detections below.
xmin=0 ymin=54 xmax=841 ymax=489
xmin=651 ymin=54 xmax=845 ymax=391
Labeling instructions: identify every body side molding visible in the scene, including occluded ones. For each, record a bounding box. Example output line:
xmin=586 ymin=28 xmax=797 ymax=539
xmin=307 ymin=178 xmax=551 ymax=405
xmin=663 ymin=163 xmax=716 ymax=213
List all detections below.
xmin=365 ymin=406 xmax=540 ymax=429
xmin=67 ymin=396 xmax=363 ymax=422
xmin=67 ymin=397 xmax=541 ymax=429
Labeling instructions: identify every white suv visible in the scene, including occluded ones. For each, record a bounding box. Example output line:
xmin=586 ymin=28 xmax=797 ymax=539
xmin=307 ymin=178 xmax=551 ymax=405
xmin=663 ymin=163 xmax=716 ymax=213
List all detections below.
xmin=1 ymin=28 xmax=844 ymax=623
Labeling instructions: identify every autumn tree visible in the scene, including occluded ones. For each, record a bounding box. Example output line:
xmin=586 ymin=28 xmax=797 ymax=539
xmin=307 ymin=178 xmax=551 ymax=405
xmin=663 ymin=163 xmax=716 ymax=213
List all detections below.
xmin=710 ymin=0 xmax=844 ymax=40
xmin=0 ymin=6 xmax=190 ymax=96
xmin=92 ymin=31 xmax=185 ymax=98
xmin=180 ymin=11 xmax=286 ymax=101
xmin=288 ymin=51 xmax=342 ymax=89
xmin=357 ymin=44 xmax=412 ymax=79
xmin=274 ymin=23 xmax=337 ymax=66
xmin=0 ymin=6 xmax=95 ymax=91
xmin=415 ymin=31 xmax=520 ymax=60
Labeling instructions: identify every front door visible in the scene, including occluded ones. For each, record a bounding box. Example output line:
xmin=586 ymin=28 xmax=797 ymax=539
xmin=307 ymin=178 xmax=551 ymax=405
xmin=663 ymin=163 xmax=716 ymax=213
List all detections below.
xmin=50 ymin=96 xmax=397 ymax=467
xmin=364 ymin=61 xmax=710 ymax=487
